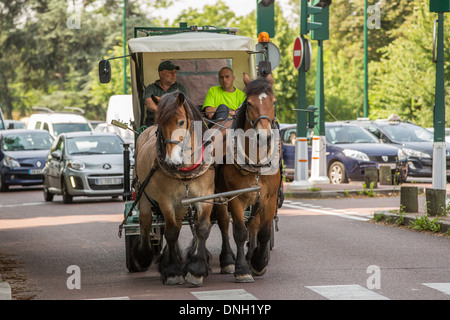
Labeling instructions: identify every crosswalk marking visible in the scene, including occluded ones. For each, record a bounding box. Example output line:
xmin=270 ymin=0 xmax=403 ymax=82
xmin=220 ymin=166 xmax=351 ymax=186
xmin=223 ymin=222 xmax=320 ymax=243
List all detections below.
xmin=191 ymin=289 xmax=258 ymax=300
xmin=306 ymin=285 xmax=389 ymax=300
xmin=422 ymin=283 xmax=450 ymax=295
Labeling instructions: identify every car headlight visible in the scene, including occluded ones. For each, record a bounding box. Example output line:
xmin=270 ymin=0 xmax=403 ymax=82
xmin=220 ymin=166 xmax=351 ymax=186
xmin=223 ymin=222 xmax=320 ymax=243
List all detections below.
xmin=397 ymin=149 xmax=407 ymax=161
xmin=67 ymin=160 xmax=85 ymax=170
xmin=2 ymin=156 xmax=20 ymax=168
xmin=402 ymin=147 xmax=431 ymax=159
xmin=342 ymin=149 xmax=370 ymax=161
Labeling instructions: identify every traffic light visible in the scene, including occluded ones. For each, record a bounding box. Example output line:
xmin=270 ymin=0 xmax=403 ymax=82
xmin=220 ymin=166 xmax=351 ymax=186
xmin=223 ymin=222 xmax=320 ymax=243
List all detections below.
xmin=307 ymin=105 xmax=318 ymax=128
xmin=257 ymin=0 xmax=275 ymax=38
xmin=300 ymin=0 xmax=330 ymax=40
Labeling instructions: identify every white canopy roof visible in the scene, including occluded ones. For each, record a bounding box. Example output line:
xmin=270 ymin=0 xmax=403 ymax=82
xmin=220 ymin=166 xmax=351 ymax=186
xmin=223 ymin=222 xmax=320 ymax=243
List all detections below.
xmin=128 ymin=32 xmax=256 ymax=54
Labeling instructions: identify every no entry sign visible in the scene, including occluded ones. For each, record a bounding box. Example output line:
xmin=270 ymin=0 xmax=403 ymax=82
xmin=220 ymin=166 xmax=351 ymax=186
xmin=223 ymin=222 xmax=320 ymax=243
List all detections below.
xmin=293 ymin=36 xmax=303 ymax=70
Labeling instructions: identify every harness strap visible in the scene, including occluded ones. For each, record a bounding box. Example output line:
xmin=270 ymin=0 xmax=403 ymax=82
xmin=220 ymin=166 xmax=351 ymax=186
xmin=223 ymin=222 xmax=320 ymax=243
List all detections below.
xmin=118 ymin=162 xmax=159 ymax=238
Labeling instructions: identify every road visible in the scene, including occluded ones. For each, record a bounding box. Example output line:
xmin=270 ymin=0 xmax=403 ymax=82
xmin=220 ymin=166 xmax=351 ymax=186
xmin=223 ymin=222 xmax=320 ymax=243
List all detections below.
xmin=0 ymin=186 xmax=449 ymax=301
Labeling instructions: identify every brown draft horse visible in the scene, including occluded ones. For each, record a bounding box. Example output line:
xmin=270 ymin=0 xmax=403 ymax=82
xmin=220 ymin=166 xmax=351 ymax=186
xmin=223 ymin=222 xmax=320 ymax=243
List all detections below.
xmin=215 ymin=73 xmax=281 ymax=283
xmin=131 ymin=91 xmax=215 ymax=286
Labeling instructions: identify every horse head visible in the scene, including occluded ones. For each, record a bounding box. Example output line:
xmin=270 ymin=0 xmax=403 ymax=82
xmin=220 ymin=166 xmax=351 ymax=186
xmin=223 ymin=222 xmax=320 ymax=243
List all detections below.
xmin=243 ymin=73 xmax=276 ymax=143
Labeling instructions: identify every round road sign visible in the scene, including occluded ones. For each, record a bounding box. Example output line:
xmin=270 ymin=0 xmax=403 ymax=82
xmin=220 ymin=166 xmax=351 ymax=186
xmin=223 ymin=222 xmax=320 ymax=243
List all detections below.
xmin=293 ymin=36 xmax=303 ymax=70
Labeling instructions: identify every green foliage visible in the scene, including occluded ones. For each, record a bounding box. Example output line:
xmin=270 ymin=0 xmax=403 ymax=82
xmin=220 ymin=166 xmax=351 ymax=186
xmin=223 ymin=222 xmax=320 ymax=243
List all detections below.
xmin=0 ymin=0 xmax=449 ymax=128
xmin=409 ymin=216 xmax=441 ymax=233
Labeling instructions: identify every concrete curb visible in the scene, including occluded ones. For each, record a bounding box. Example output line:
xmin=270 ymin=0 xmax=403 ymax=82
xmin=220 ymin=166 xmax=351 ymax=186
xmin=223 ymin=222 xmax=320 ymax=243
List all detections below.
xmin=0 ymin=275 xmax=12 ymax=300
xmin=286 ymin=187 xmax=405 ymax=199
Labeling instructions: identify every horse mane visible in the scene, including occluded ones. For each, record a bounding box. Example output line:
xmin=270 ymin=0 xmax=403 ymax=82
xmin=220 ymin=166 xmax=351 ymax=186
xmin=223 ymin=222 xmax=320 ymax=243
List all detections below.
xmin=156 ymin=91 xmax=208 ymax=133
xmin=244 ymin=76 xmax=274 ymax=97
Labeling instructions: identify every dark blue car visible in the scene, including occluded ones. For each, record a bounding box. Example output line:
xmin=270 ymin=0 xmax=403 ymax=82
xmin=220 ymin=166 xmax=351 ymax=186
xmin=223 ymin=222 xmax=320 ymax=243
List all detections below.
xmin=281 ymin=123 xmax=409 ymax=184
xmin=0 ymin=129 xmax=54 ymax=191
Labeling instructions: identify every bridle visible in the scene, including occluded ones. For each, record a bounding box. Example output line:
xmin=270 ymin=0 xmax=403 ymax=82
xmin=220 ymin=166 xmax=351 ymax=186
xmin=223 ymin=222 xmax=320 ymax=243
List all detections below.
xmin=244 ymin=98 xmax=277 ymax=130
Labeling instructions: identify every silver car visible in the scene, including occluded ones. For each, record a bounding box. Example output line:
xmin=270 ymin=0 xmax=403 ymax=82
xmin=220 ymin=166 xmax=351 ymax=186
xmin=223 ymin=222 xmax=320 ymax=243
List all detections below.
xmin=43 ymin=131 xmax=125 ymax=203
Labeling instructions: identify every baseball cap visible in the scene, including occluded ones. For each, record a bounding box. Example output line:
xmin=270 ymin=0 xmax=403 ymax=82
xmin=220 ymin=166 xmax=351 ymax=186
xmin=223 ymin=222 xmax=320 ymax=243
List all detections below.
xmin=158 ymin=61 xmax=180 ymax=72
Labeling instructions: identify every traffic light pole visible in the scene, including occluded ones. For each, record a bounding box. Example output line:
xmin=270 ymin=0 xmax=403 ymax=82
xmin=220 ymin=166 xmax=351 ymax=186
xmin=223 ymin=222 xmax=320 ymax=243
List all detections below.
xmin=432 ymin=12 xmax=446 ymax=190
xmin=291 ymin=42 xmax=313 ymax=189
xmin=309 ymin=39 xmax=330 ymax=184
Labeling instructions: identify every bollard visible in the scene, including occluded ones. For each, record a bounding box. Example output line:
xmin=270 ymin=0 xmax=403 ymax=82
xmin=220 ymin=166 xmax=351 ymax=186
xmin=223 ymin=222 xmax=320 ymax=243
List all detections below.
xmin=400 ymin=186 xmax=418 ymax=213
xmin=425 ymin=188 xmax=446 ymax=216
xmin=378 ymin=165 xmax=392 ymax=185
xmin=364 ymin=167 xmax=378 ymax=189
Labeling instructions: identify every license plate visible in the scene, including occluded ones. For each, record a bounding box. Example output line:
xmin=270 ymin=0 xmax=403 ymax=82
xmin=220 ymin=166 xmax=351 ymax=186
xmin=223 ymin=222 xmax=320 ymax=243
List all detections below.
xmin=29 ymin=169 xmax=43 ymax=175
xmin=378 ymin=163 xmax=396 ymax=169
xmin=95 ymin=177 xmax=122 ymax=185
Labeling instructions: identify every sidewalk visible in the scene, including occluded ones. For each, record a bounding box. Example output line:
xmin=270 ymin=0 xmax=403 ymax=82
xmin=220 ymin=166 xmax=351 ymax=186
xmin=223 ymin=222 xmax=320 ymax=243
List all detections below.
xmin=283 ymin=179 xmax=450 ymax=232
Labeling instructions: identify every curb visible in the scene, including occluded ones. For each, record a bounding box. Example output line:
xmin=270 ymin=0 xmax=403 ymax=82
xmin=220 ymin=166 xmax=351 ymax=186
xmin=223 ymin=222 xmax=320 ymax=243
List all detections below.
xmin=286 ymin=187 xmax=403 ymax=199
xmin=0 ymin=275 xmax=11 ymax=300
xmin=373 ymin=211 xmax=450 ymax=234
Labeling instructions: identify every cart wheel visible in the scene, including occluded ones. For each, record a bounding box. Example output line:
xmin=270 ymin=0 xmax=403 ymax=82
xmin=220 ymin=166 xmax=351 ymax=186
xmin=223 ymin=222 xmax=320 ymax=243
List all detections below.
xmin=125 ymin=234 xmax=140 ymax=272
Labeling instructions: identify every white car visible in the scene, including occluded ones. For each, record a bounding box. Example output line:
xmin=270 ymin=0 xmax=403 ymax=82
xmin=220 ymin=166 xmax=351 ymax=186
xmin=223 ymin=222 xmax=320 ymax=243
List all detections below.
xmin=43 ymin=131 xmax=125 ymax=203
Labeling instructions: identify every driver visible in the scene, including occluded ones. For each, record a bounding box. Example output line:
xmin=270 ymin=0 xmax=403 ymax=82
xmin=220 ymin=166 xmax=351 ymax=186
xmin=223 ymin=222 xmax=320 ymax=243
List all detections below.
xmin=144 ymin=60 xmax=188 ymax=126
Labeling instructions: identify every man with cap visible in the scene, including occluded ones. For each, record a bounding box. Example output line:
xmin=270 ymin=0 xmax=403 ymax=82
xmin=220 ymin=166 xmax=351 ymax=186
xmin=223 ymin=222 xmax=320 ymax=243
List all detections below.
xmin=144 ymin=60 xmax=188 ymax=126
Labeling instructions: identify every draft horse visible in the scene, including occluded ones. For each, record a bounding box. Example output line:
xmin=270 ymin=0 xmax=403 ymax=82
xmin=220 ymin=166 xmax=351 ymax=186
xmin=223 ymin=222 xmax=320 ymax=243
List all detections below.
xmin=131 ymin=91 xmax=215 ymax=286
xmin=215 ymin=73 xmax=282 ymax=283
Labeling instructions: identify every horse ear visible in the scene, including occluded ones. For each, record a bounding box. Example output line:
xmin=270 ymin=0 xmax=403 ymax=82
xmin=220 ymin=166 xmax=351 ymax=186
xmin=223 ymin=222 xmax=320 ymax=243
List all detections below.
xmin=151 ymin=95 xmax=161 ymax=105
xmin=266 ymin=73 xmax=274 ymax=86
xmin=243 ymin=72 xmax=251 ymax=86
xmin=176 ymin=92 xmax=185 ymax=105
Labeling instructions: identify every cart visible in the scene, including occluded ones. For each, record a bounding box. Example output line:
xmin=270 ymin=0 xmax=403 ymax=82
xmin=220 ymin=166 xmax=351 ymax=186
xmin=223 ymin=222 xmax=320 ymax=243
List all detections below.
xmin=99 ymin=23 xmax=280 ymax=272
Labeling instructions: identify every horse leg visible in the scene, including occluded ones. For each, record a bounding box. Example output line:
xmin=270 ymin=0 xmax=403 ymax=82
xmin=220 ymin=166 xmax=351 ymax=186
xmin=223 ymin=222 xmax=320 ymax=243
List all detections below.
xmin=131 ymin=200 xmax=154 ymax=271
xmin=248 ymin=202 xmax=277 ymax=276
xmin=215 ymin=203 xmax=235 ymax=274
xmin=158 ymin=216 xmax=184 ymax=285
xmin=230 ymin=200 xmax=254 ymax=283
xmin=183 ymin=203 xmax=213 ymax=286
xmin=246 ymin=213 xmax=260 ymax=264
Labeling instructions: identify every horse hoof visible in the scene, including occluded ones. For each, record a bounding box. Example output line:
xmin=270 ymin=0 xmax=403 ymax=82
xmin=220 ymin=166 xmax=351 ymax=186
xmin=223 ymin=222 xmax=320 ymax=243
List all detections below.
xmin=185 ymin=272 xmax=204 ymax=287
xmin=220 ymin=265 xmax=235 ymax=274
xmin=251 ymin=266 xmax=267 ymax=277
xmin=166 ymin=275 xmax=185 ymax=285
xmin=235 ymin=274 xmax=254 ymax=283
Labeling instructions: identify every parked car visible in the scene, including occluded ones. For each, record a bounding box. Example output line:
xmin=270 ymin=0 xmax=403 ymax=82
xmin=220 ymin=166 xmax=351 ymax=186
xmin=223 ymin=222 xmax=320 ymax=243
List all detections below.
xmin=348 ymin=116 xmax=450 ymax=179
xmin=281 ymin=123 xmax=408 ymax=184
xmin=426 ymin=127 xmax=450 ymax=143
xmin=0 ymin=129 xmax=54 ymax=191
xmin=27 ymin=110 xmax=93 ymax=139
xmin=5 ymin=120 xmax=26 ymax=130
xmin=43 ymin=131 xmax=125 ymax=203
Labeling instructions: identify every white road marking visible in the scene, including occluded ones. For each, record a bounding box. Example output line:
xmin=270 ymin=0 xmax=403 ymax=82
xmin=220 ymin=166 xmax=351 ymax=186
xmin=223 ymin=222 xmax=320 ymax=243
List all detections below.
xmin=192 ymin=289 xmax=258 ymax=300
xmin=282 ymin=202 xmax=370 ymax=221
xmin=422 ymin=283 xmax=450 ymax=295
xmin=306 ymin=285 xmax=389 ymax=300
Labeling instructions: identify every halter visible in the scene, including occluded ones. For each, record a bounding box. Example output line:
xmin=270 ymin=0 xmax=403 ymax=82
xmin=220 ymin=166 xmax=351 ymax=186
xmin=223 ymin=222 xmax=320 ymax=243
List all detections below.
xmin=244 ymin=99 xmax=276 ymax=130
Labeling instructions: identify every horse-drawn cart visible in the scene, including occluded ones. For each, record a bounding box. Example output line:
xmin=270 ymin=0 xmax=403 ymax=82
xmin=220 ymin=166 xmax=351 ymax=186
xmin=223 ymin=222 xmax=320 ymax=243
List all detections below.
xmin=100 ymin=23 xmax=282 ymax=285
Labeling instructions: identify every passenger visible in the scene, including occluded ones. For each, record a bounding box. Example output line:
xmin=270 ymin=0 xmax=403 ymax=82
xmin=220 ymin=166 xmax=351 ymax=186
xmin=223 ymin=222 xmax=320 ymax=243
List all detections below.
xmin=202 ymin=67 xmax=246 ymax=121
xmin=144 ymin=60 xmax=188 ymax=126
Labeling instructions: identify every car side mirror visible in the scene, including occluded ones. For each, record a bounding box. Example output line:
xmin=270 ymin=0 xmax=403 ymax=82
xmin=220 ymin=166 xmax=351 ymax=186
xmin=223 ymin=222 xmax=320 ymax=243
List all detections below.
xmin=51 ymin=150 xmax=62 ymax=160
xmin=98 ymin=60 xmax=111 ymax=83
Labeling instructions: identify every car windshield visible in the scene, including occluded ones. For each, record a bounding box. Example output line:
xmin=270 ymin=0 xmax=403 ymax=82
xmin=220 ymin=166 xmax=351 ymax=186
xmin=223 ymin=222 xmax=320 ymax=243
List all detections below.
xmin=2 ymin=132 xmax=54 ymax=151
xmin=326 ymin=126 xmax=379 ymax=144
xmin=66 ymin=135 xmax=123 ymax=155
xmin=53 ymin=123 xmax=91 ymax=136
xmin=382 ymin=123 xmax=433 ymax=142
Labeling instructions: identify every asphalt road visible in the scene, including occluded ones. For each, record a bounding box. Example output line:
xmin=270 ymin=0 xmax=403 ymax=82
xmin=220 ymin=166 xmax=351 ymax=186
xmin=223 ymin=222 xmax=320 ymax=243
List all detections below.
xmin=0 ymin=186 xmax=449 ymax=301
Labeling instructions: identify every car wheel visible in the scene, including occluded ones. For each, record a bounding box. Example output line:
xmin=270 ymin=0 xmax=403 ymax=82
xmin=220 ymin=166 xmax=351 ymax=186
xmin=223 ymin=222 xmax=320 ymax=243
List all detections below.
xmin=43 ymin=179 xmax=54 ymax=202
xmin=328 ymin=161 xmax=348 ymax=184
xmin=62 ymin=178 xmax=73 ymax=204
xmin=0 ymin=174 xmax=9 ymax=192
